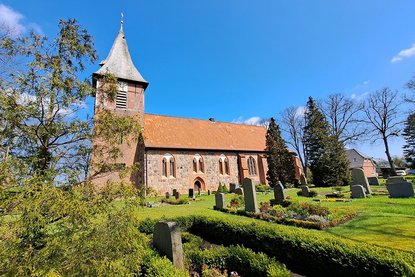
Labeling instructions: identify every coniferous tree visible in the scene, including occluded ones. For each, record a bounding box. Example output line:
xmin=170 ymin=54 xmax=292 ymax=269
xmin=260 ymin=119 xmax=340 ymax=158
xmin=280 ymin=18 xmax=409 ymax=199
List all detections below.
xmin=303 ymin=97 xmax=349 ymax=186
xmin=403 ymin=113 xmax=415 ymax=169
xmin=266 ymin=117 xmax=296 ymax=187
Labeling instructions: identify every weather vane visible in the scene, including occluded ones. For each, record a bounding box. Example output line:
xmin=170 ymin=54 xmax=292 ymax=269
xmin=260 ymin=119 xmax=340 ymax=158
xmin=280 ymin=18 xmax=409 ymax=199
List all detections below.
xmin=121 ymin=12 xmax=124 ymax=29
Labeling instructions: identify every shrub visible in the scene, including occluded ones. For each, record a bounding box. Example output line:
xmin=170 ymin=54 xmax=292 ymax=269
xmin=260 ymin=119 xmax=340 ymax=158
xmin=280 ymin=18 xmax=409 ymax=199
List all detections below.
xmin=269 ymin=205 xmax=287 ymax=217
xmin=186 ymin=216 xmax=415 ymax=277
xmin=217 ymin=183 xmax=229 ymax=193
xmin=186 ymin=245 xmax=290 ymax=277
xmin=256 ymin=184 xmax=271 ymax=192
xmin=141 ymin=252 xmax=187 ymax=277
xmin=259 ymin=201 xmax=272 ymax=213
xmin=229 ymin=195 xmax=244 ymax=208
xmin=161 ymin=198 xmax=189 ymax=205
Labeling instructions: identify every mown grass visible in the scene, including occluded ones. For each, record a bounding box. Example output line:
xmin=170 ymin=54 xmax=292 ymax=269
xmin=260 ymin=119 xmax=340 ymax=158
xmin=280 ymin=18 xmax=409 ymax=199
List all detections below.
xmin=137 ymin=186 xmax=415 ymax=252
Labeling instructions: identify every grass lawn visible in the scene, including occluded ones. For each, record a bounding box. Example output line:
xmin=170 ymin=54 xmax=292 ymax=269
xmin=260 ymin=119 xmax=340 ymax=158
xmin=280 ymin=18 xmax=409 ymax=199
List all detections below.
xmin=138 ymin=186 xmax=415 ymax=253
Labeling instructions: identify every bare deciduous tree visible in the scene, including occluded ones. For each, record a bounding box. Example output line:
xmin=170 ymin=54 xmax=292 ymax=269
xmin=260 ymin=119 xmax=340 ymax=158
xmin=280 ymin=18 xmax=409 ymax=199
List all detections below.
xmin=364 ymin=88 xmax=402 ymax=175
xmin=320 ymin=93 xmax=365 ymax=144
xmin=281 ymin=106 xmax=307 ymax=177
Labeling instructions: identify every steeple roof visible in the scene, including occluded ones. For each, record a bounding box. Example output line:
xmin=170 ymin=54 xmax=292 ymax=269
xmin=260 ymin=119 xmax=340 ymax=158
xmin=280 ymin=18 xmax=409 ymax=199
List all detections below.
xmin=95 ymin=26 xmax=148 ymax=86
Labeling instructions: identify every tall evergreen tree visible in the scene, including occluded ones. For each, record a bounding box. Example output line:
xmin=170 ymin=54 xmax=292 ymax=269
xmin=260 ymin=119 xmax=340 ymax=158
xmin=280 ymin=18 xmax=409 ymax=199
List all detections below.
xmin=266 ymin=117 xmax=296 ymax=187
xmin=303 ymin=97 xmax=349 ymax=186
xmin=403 ymin=113 xmax=415 ymax=169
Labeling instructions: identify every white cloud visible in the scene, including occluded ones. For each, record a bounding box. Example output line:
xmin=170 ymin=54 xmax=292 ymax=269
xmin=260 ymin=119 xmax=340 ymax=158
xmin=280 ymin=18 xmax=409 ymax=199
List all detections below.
xmin=295 ymin=106 xmax=306 ymax=117
xmin=350 ymin=91 xmax=369 ymax=101
xmin=0 ymin=4 xmax=26 ymax=36
xmin=362 ymin=80 xmax=370 ymax=86
xmin=391 ymin=43 xmax=415 ymax=63
xmin=232 ymin=116 xmax=265 ymax=126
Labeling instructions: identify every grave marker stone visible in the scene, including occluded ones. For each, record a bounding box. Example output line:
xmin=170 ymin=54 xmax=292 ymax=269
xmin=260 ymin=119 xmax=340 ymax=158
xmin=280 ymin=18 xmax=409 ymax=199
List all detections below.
xmin=386 ymin=176 xmax=406 ymax=184
xmin=188 ymin=188 xmax=194 ymax=198
xmin=301 ymin=186 xmax=310 ymax=197
xmin=230 ymin=183 xmax=238 ymax=193
xmin=273 ymin=181 xmax=286 ymax=204
xmin=367 ymin=177 xmax=379 ymax=186
xmin=175 ymin=192 xmax=180 ymax=199
xmin=351 ymin=168 xmax=372 ymax=194
xmin=214 ymin=192 xmax=225 ymax=210
xmin=172 ymin=189 xmax=177 ymax=198
xmin=153 ymin=221 xmax=184 ymax=269
xmin=165 ymin=192 xmax=170 ymax=199
xmin=242 ymin=178 xmax=259 ymax=213
xmin=235 ymin=187 xmax=244 ymax=196
xmin=208 ymin=190 xmax=211 ymax=195
xmin=386 ymin=182 xmax=414 ymax=198
xmin=351 ymin=185 xmax=366 ymax=198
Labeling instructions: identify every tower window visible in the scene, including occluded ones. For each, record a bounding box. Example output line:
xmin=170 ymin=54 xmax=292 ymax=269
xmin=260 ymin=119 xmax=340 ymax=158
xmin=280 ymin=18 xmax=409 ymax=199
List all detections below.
xmin=116 ymin=81 xmax=128 ymax=109
xmin=248 ymin=156 xmax=257 ymax=176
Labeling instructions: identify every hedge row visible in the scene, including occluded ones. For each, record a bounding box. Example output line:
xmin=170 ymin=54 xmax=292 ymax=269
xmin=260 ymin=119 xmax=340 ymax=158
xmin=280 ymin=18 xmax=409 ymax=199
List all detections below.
xmin=186 ymin=245 xmax=290 ymax=277
xmin=138 ymin=216 xmax=415 ymax=277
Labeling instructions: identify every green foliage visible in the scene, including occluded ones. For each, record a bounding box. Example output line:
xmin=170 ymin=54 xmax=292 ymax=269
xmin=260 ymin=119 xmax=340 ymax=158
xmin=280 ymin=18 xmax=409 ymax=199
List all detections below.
xmin=403 ymin=113 xmax=415 ymax=169
xmin=185 ymin=215 xmax=415 ymax=277
xmin=161 ymin=198 xmax=189 ymax=205
xmin=256 ymin=184 xmax=272 ymax=192
xmin=216 ymin=182 xmax=229 ymax=193
xmin=266 ymin=117 xmax=296 ymax=187
xmin=304 ymin=97 xmax=350 ymax=187
xmin=229 ymin=195 xmax=244 ymax=208
xmin=141 ymin=254 xmax=188 ymax=277
xmin=186 ymin=245 xmax=290 ymax=277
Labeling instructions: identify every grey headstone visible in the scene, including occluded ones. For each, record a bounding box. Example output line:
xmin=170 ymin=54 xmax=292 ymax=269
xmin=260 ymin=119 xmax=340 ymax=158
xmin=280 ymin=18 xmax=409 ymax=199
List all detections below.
xmin=273 ymin=181 xmax=286 ymax=204
xmin=153 ymin=221 xmax=184 ymax=269
xmin=230 ymin=183 xmax=238 ymax=192
xmin=386 ymin=176 xmax=406 ymax=184
xmin=175 ymin=192 xmax=180 ymax=200
xmin=215 ymin=192 xmax=225 ymax=210
xmin=235 ymin=187 xmax=244 ymax=195
xmin=208 ymin=190 xmax=211 ymax=195
xmin=188 ymin=188 xmax=194 ymax=198
xmin=198 ymin=188 xmax=201 ymax=196
xmin=386 ymin=182 xmax=414 ymax=198
xmin=351 ymin=185 xmax=366 ymax=198
xmin=242 ymin=178 xmax=259 ymax=213
xmin=301 ymin=186 xmax=310 ymax=197
xmin=351 ymin=168 xmax=371 ymax=194
xmin=165 ymin=192 xmax=170 ymax=199
xmin=367 ymin=177 xmax=379 ymax=186
xmin=300 ymin=174 xmax=307 ymax=186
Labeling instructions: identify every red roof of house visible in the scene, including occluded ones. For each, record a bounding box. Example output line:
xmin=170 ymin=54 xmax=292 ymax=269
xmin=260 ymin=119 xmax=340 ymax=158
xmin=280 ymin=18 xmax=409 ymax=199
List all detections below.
xmin=143 ymin=113 xmax=267 ymax=151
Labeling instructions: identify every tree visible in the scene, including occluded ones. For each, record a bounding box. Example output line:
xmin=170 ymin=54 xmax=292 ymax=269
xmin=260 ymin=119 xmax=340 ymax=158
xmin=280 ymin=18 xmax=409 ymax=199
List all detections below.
xmin=403 ymin=113 xmax=415 ymax=169
xmin=281 ymin=106 xmax=307 ymax=177
xmin=266 ymin=117 xmax=296 ymax=187
xmin=363 ymin=88 xmax=402 ymax=176
xmin=304 ymin=97 xmax=349 ymax=186
xmin=320 ymin=93 xmax=365 ymax=144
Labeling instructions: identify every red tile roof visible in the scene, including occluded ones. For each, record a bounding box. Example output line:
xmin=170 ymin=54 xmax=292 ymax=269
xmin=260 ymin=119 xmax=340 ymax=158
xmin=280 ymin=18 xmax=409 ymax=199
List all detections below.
xmin=143 ymin=113 xmax=267 ymax=151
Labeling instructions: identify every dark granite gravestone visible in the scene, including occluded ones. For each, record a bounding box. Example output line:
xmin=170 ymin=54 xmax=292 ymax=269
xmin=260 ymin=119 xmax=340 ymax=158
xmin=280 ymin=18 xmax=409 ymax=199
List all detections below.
xmin=188 ymin=188 xmax=194 ymax=198
xmin=175 ymin=192 xmax=180 ymax=199
xmin=214 ymin=192 xmax=225 ymax=210
xmin=386 ymin=176 xmax=406 ymax=184
xmin=208 ymin=190 xmax=211 ymax=195
xmin=230 ymin=183 xmax=238 ymax=192
xmin=351 ymin=185 xmax=366 ymax=198
xmin=386 ymin=182 xmax=414 ymax=198
xmin=367 ymin=177 xmax=379 ymax=186
xmin=172 ymin=189 xmax=177 ymax=198
xmin=301 ymin=186 xmax=310 ymax=197
xmin=273 ymin=181 xmax=286 ymax=204
xmin=235 ymin=187 xmax=244 ymax=196
xmin=242 ymin=178 xmax=259 ymax=213
xmin=153 ymin=221 xmax=184 ymax=269
xmin=165 ymin=192 xmax=170 ymax=199
xmin=351 ymin=168 xmax=371 ymax=194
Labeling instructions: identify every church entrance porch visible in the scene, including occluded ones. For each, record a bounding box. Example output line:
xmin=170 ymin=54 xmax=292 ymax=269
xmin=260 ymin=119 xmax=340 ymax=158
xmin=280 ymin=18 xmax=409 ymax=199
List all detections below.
xmin=193 ymin=177 xmax=205 ymax=194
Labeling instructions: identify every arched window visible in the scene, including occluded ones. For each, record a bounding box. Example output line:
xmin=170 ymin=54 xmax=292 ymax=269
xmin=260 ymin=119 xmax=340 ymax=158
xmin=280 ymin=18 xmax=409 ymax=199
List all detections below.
xmin=199 ymin=156 xmax=204 ymax=173
xmin=248 ymin=156 xmax=257 ymax=176
xmin=162 ymin=153 xmax=175 ymax=177
xmin=193 ymin=154 xmax=204 ymax=173
xmin=219 ymin=154 xmax=229 ymax=175
xmin=193 ymin=158 xmax=197 ymax=172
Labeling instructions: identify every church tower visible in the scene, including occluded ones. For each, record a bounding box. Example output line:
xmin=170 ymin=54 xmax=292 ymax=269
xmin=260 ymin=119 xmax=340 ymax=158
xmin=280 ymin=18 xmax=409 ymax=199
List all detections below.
xmin=92 ymin=20 xmax=148 ymax=187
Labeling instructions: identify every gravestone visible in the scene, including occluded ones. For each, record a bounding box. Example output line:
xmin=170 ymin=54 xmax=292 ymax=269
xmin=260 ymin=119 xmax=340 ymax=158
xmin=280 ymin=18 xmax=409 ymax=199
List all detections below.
xmin=198 ymin=188 xmax=201 ymax=196
xmin=351 ymin=168 xmax=372 ymax=194
xmin=351 ymin=185 xmax=366 ymax=198
xmin=230 ymin=183 xmax=238 ymax=193
xmin=214 ymin=192 xmax=225 ymax=210
xmin=386 ymin=182 xmax=414 ymax=198
xmin=165 ymin=192 xmax=170 ymax=199
xmin=386 ymin=176 xmax=406 ymax=184
xmin=153 ymin=221 xmax=184 ymax=269
xmin=175 ymin=192 xmax=180 ymax=199
xmin=172 ymin=189 xmax=177 ymax=197
xmin=301 ymin=186 xmax=310 ymax=197
xmin=235 ymin=187 xmax=244 ymax=196
xmin=188 ymin=188 xmax=194 ymax=198
xmin=242 ymin=178 xmax=259 ymax=213
xmin=300 ymin=174 xmax=307 ymax=186
xmin=273 ymin=181 xmax=286 ymax=204
xmin=367 ymin=177 xmax=379 ymax=186
xmin=208 ymin=190 xmax=211 ymax=196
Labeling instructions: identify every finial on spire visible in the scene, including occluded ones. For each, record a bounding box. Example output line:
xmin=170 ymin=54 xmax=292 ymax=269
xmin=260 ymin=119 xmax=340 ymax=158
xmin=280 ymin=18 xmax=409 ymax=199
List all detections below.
xmin=120 ymin=12 xmax=124 ymax=31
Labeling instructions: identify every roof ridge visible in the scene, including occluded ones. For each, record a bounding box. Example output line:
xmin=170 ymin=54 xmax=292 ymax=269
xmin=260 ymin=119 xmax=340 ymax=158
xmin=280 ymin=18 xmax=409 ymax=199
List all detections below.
xmin=144 ymin=113 xmax=266 ymax=129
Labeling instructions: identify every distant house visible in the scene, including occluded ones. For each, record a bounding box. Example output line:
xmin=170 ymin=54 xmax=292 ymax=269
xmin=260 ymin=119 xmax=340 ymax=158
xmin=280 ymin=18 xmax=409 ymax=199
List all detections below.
xmin=346 ymin=149 xmax=378 ymax=177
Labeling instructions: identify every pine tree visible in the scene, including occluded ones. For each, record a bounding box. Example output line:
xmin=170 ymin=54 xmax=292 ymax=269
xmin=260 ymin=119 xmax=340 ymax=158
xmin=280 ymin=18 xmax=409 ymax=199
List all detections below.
xmin=403 ymin=113 xmax=415 ymax=169
xmin=303 ymin=97 xmax=349 ymax=186
xmin=266 ymin=117 xmax=296 ymax=187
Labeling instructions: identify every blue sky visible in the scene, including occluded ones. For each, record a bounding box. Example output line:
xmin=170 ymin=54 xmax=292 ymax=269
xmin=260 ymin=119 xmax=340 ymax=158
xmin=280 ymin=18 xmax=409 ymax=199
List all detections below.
xmin=1 ymin=1 xmax=415 ymax=159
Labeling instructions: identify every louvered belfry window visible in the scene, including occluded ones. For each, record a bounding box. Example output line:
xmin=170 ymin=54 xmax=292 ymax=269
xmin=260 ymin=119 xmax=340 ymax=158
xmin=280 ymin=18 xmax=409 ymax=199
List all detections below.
xmin=116 ymin=82 xmax=128 ymax=109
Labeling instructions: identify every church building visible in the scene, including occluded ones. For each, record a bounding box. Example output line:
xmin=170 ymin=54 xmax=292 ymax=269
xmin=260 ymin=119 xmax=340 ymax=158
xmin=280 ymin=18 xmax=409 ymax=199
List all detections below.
xmin=92 ymin=24 xmax=303 ymax=194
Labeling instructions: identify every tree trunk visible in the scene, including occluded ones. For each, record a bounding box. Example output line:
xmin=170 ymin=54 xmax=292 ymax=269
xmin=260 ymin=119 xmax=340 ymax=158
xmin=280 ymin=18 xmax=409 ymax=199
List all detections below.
xmin=383 ymin=135 xmax=396 ymax=176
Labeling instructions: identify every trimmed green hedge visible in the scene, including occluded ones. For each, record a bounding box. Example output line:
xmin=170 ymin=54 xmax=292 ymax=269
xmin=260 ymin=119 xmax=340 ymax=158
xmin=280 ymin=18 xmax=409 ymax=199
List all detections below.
xmin=186 ymin=245 xmax=290 ymax=277
xmin=139 ymin=216 xmax=415 ymax=277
